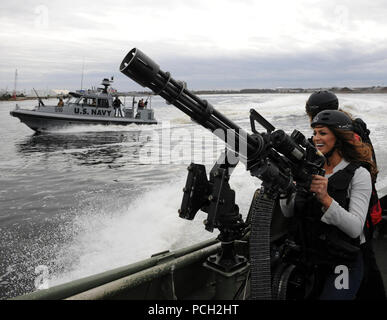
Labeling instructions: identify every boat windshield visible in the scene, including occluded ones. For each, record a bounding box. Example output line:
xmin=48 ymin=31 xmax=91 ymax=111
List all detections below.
xmin=80 ymin=98 xmax=97 ymax=107
xmin=67 ymin=96 xmax=80 ymax=104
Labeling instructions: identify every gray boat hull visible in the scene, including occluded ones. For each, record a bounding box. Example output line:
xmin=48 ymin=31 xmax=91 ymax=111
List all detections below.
xmin=10 ymin=109 xmax=157 ymax=132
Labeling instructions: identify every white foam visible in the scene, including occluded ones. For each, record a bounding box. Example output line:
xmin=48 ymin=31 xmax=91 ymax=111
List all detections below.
xmin=50 ymin=173 xmax=214 ymax=286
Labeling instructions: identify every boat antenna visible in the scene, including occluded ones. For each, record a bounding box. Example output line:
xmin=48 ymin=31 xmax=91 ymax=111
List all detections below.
xmin=13 ymin=69 xmax=18 ymax=100
xmin=80 ymin=58 xmax=85 ymax=90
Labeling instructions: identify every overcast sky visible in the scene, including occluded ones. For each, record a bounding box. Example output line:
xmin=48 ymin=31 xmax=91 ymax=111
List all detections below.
xmin=1 ymin=0 xmax=387 ymax=91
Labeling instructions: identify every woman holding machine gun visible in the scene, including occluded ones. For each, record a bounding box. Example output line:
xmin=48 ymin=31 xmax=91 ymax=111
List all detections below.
xmin=280 ymin=110 xmax=377 ymax=300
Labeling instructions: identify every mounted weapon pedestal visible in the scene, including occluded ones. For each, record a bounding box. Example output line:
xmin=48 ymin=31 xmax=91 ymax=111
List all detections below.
xmin=179 ymin=155 xmax=249 ymax=299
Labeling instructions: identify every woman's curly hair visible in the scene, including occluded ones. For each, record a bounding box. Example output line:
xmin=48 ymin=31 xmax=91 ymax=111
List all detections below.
xmin=331 ymin=127 xmax=378 ymax=182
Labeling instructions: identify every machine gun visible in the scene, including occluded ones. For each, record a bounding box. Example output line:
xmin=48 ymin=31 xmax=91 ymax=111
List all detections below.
xmin=120 ymin=48 xmax=325 ymax=299
xmin=33 ymin=88 xmax=45 ymax=107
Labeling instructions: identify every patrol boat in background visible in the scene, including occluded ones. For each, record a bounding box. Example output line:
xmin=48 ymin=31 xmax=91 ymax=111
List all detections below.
xmin=9 ymin=78 xmax=157 ymax=133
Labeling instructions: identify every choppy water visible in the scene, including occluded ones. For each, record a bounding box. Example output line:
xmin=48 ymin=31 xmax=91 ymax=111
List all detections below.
xmin=1 ymin=93 xmax=387 ymax=299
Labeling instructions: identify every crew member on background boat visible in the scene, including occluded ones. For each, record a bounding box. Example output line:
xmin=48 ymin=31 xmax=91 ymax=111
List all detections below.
xmin=113 ymin=96 xmax=123 ymax=117
xmin=304 ymin=91 xmax=386 ymax=300
xmin=280 ymin=110 xmax=377 ymax=300
xmin=138 ymin=98 xmax=145 ymax=110
xmin=57 ymin=98 xmax=64 ymax=107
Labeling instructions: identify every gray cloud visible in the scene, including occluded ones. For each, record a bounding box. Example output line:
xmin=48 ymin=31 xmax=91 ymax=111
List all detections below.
xmin=2 ymin=0 xmax=387 ymax=91
xmin=7 ymin=45 xmax=387 ymax=92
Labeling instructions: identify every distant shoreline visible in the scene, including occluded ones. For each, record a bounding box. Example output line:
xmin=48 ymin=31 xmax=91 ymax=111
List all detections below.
xmin=1 ymin=86 xmax=387 ymax=101
xmin=192 ymin=86 xmax=387 ymax=95
xmin=136 ymin=86 xmax=387 ymax=95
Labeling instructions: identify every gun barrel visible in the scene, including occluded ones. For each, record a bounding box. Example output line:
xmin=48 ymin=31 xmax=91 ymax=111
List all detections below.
xmin=120 ymin=48 xmax=260 ymax=158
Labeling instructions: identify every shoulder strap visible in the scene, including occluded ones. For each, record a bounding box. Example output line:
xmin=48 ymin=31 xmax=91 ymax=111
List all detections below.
xmin=326 ymin=163 xmax=360 ymax=210
xmin=328 ymin=162 xmax=360 ymax=190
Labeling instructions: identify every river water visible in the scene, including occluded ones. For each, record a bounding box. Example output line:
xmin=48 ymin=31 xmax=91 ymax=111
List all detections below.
xmin=1 ymin=93 xmax=387 ymax=299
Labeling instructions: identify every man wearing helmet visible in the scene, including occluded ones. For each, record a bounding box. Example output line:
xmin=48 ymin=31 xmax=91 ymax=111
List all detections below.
xmin=305 ymin=90 xmax=339 ymax=121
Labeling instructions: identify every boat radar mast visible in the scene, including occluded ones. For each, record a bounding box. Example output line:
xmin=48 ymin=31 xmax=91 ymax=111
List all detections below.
xmin=101 ymin=77 xmax=113 ymax=93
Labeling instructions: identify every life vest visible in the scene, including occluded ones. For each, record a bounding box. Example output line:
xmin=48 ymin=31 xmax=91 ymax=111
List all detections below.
xmin=293 ymin=161 xmax=380 ymax=265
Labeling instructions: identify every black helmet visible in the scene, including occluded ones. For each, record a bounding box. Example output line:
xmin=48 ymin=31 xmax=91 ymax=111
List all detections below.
xmin=306 ymin=90 xmax=339 ymax=118
xmin=311 ymin=110 xmax=353 ymax=131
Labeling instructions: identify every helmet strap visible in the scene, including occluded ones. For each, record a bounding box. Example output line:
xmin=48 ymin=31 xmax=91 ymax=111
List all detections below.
xmin=324 ymin=146 xmax=336 ymax=166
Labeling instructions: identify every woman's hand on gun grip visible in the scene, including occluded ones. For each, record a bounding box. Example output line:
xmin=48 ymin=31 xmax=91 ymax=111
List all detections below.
xmin=310 ymin=174 xmax=332 ymax=209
